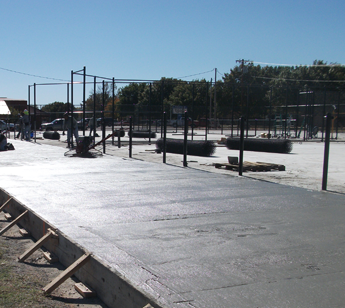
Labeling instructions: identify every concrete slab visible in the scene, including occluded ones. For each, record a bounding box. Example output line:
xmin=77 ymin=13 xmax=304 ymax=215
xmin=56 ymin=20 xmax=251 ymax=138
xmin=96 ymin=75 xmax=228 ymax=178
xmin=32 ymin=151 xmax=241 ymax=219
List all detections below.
xmin=1 ymin=139 xmax=345 ymax=307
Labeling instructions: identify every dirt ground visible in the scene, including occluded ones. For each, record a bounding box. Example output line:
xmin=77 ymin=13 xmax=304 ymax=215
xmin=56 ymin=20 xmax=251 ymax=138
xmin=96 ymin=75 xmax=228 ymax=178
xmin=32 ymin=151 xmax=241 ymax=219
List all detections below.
xmin=0 ymin=211 xmax=107 ymax=308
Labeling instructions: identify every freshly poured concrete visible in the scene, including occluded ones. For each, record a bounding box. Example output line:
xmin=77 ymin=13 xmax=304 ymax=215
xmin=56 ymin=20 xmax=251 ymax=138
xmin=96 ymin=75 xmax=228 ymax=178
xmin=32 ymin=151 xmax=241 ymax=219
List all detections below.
xmin=1 ymin=140 xmax=345 ymax=307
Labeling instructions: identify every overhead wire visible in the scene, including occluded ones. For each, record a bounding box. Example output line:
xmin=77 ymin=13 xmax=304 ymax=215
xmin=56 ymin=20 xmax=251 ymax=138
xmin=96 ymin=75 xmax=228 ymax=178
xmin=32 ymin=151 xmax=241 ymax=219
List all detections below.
xmin=0 ymin=66 xmax=69 ymax=82
xmin=177 ymin=69 xmax=215 ymax=79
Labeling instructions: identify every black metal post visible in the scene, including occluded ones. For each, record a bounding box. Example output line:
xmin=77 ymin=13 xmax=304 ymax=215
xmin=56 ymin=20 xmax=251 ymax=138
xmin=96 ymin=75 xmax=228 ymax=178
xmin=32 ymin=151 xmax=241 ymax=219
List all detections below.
xmin=246 ymin=85 xmax=249 ymax=138
xmin=239 ymin=116 xmax=245 ymax=176
xmin=102 ymin=80 xmax=105 ymax=154
xmin=268 ymin=87 xmax=272 ymax=138
xmin=34 ymin=83 xmax=36 ymax=142
xmin=191 ymin=83 xmax=195 ymax=140
xmin=183 ymin=111 xmax=188 ymax=167
xmin=231 ymin=84 xmax=234 ymax=138
xmin=205 ymin=81 xmax=208 ymax=141
xmin=336 ymin=91 xmax=340 ymax=139
xmin=93 ymin=77 xmax=96 ymax=139
xmin=149 ymin=83 xmax=152 ymax=145
xmin=112 ymin=78 xmax=115 ymax=146
xmin=83 ymin=66 xmax=86 ymax=135
xmin=295 ymin=88 xmax=299 ymax=138
xmin=26 ymin=85 xmax=30 ymax=140
xmin=322 ymin=113 xmax=332 ymax=190
xmin=117 ymin=130 xmax=121 ymax=148
xmin=163 ymin=112 xmax=167 ymax=163
xmin=285 ymin=87 xmax=288 ymax=138
xmin=71 ymin=70 xmax=74 ymax=147
xmin=129 ymin=117 xmax=132 ymax=158
xmin=321 ymin=89 xmax=326 ymax=142
xmin=160 ymin=80 xmax=164 ymax=138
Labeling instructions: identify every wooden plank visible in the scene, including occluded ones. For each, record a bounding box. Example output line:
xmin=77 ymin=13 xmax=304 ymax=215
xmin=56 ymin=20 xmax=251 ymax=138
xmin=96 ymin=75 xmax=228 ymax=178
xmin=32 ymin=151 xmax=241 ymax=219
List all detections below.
xmin=74 ymin=282 xmax=96 ymax=298
xmin=0 ymin=197 xmax=12 ymax=212
xmin=215 ymin=161 xmax=285 ymax=172
xmin=4 ymin=213 xmax=12 ymax=221
xmin=0 ymin=210 xmax=28 ymax=236
xmin=18 ymin=228 xmax=58 ymax=262
xmin=43 ymin=251 xmax=59 ymax=263
xmin=256 ymin=161 xmax=286 ymax=171
xmin=43 ymin=253 xmax=91 ymax=294
xmin=19 ymin=228 xmax=30 ymax=237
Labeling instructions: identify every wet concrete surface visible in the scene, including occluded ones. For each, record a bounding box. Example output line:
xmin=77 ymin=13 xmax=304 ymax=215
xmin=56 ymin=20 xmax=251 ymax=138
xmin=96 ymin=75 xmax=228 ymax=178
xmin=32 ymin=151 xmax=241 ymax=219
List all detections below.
xmin=1 ymin=139 xmax=345 ymax=307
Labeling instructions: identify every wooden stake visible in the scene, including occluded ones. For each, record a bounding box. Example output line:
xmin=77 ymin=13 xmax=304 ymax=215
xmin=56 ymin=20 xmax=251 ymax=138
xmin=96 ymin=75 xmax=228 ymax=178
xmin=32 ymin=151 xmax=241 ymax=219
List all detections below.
xmin=18 ymin=228 xmax=58 ymax=262
xmin=43 ymin=253 xmax=91 ymax=294
xmin=0 ymin=197 xmax=12 ymax=212
xmin=74 ymin=282 xmax=96 ymax=298
xmin=0 ymin=210 xmax=28 ymax=236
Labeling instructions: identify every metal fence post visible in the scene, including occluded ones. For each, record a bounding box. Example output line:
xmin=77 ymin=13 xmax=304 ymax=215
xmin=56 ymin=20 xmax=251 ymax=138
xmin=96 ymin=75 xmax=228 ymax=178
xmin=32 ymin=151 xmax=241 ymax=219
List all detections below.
xmin=129 ymin=117 xmax=132 ymax=158
xmin=183 ymin=111 xmax=188 ymax=167
xmin=239 ymin=117 xmax=245 ymax=176
xmin=163 ymin=112 xmax=167 ymax=163
xmin=322 ymin=113 xmax=332 ymax=190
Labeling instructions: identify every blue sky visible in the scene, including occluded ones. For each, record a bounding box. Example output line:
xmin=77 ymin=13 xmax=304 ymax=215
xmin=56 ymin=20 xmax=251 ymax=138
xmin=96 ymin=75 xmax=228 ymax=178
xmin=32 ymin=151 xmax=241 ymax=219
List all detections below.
xmin=1 ymin=0 xmax=344 ymax=106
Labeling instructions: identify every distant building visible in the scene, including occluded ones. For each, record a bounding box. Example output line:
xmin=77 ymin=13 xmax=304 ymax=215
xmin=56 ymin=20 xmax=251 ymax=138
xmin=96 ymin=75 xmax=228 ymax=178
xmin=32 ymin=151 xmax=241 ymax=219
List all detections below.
xmin=0 ymin=97 xmax=27 ymax=114
xmin=0 ymin=97 xmax=49 ymax=127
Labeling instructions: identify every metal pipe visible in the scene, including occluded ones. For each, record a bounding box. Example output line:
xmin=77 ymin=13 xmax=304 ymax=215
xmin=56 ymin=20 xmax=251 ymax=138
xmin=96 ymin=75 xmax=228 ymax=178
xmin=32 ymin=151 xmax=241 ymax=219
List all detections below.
xmin=129 ymin=117 xmax=132 ymax=158
xmin=93 ymin=77 xmax=96 ymax=138
xmin=112 ymin=78 xmax=115 ymax=146
xmin=83 ymin=66 xmax=86 ymax=135
xmin=239 ymin=116 xmax=245 ymax=176
xmin=71 ymin=70 xmax=74 ymax=147
xmin=191 ymin=83 xmax=195 ymax=141
xmin=102 ymin=80 xmax=105 ymax=154
xmin=163 ymin=112 xmax=167 ymax=163
xmin=149 ymin=83 xmax=152 ymax=145
xmin=34 ymin=83 xmax=36 ymax=142
xmin=322 ymin=113 xmax=332 ymax=190
xmin=183 ymin=111 xmax=188 ymax=167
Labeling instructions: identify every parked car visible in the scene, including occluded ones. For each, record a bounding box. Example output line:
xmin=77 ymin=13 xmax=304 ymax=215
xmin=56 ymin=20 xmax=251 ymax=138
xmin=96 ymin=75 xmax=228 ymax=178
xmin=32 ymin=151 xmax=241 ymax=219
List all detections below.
xmin=41 ymin=118 xmax=65 ymax=131
xmin=77 ymin=118 xmax=89 ymax=129
xmin=97 ymin=117 xmax=113 ymax=127
xmin=170 ymin=117 xmax=198 ymax=128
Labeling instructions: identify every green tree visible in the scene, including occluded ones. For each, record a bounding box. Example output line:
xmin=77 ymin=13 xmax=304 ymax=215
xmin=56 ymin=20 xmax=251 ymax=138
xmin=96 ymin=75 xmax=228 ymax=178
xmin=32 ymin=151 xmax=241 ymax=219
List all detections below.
xmin=41 ymin=101 xmax=69 ymax=120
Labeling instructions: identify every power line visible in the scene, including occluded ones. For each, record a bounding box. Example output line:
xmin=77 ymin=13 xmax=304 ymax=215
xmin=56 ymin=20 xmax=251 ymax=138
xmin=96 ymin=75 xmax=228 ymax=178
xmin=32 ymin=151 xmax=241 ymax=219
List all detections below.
xmin=177 ymin=69 xmax=215 ymax=79
xmin=0 ymin=66 xmax=69 ymax=82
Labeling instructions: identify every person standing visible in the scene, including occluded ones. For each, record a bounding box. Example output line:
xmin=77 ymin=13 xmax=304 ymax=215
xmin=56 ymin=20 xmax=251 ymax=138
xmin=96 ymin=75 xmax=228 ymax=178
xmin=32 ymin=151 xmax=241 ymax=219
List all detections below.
xmin=16 ymin=113 xmax=24 ymax=139
xmin=64 ymin=113 xmax=79 ymax=148
xmin=22 ymin=109 xmax=30 ymax=141
xmin=0 ymin=131 xmax=7 ymax=150
xmin=89 ymin=116 xmax=95 ymax=137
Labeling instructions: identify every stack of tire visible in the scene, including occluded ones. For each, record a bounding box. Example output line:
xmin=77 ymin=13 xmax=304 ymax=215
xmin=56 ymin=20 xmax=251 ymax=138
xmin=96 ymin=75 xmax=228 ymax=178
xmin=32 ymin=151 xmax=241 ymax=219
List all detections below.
xmin=156 ymin=139 xmax=216 ymax=157
xmin=43 ymin=131 xmax=60 ymax=140
xmin=226 ymin=138 xmax=292 ymax=153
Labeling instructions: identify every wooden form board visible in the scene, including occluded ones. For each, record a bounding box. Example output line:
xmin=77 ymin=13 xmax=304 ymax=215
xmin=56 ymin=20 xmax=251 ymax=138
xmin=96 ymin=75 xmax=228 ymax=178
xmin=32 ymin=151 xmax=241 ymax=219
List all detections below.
xmin=43 ymin=253 xmax=91 ymax=294
xmin=0 ymin=197 xmax=12 ymax=212
xmin=0 ymin=210 xmax=28 ymax=236
xmin=18 ymin=228 xmax=58 ymax=262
